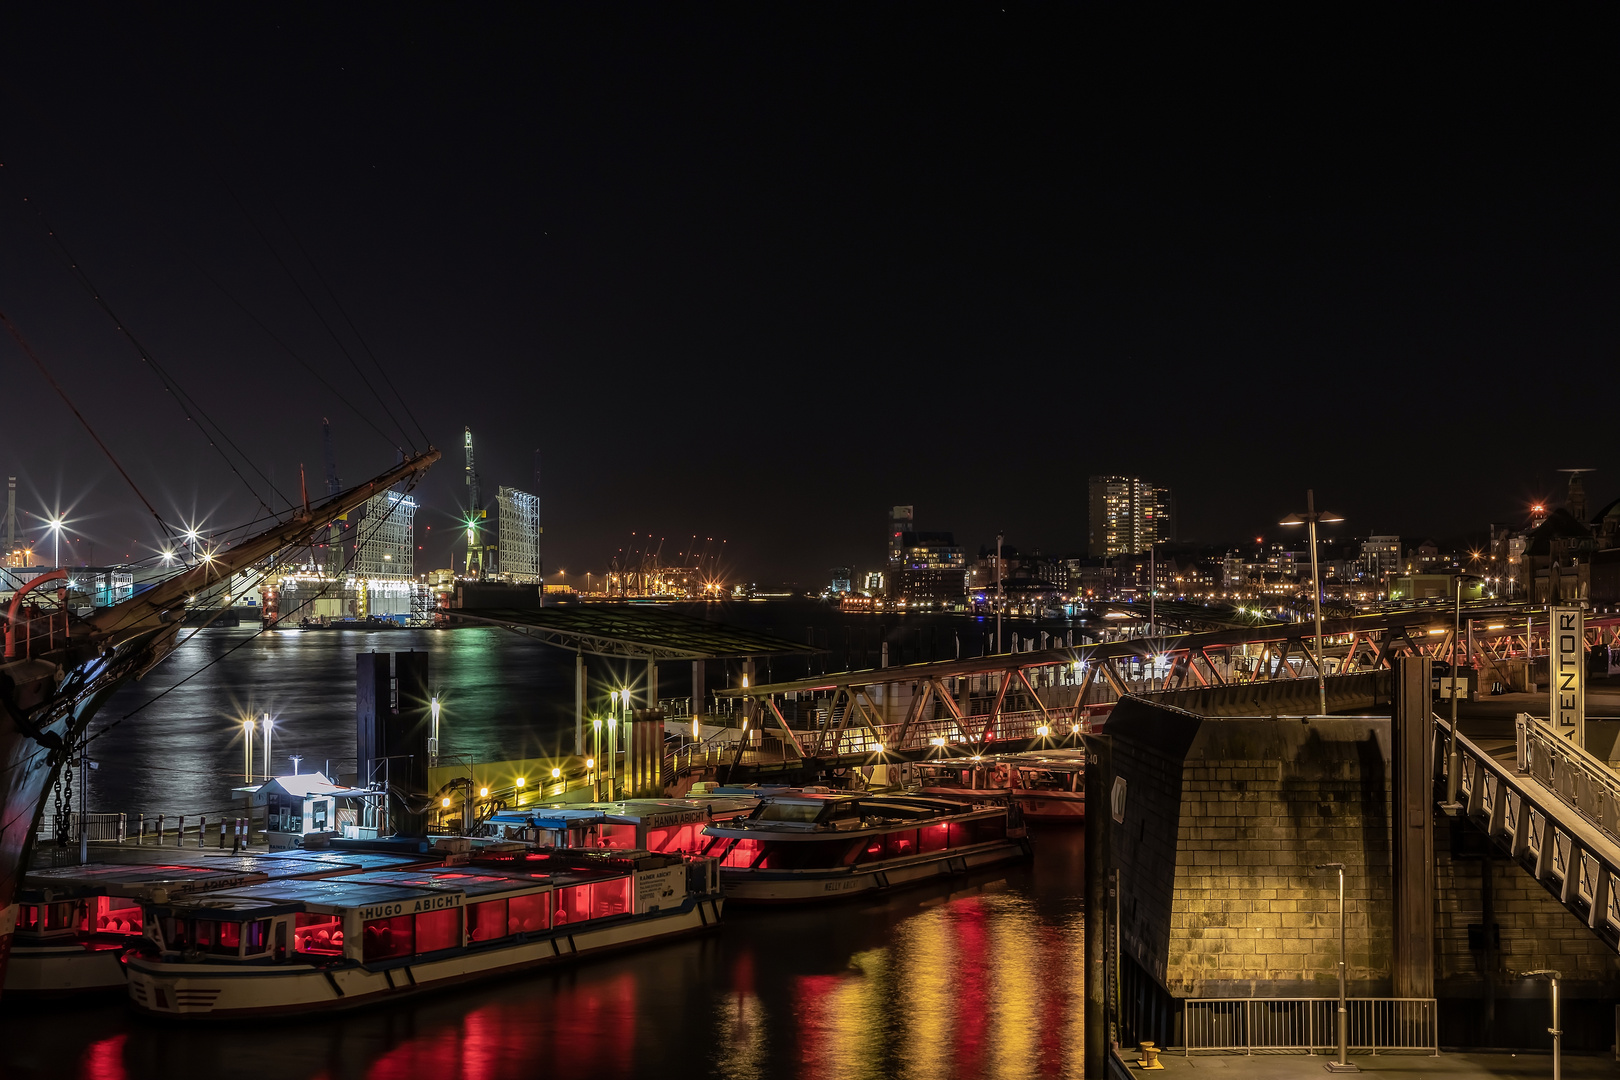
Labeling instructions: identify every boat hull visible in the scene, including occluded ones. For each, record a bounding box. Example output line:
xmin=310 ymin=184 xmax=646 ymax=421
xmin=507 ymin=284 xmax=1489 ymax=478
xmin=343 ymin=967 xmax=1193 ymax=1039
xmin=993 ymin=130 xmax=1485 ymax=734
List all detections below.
xmin=125 ymin=897 xmax=722 ymax=1018
xmin=720 ymin=838 xmax=1030 ymax=904
xmin=3 ymin=941 xmax=128 ymax=996
xmin=1012 ymin=793 xmax=1085 ymax=822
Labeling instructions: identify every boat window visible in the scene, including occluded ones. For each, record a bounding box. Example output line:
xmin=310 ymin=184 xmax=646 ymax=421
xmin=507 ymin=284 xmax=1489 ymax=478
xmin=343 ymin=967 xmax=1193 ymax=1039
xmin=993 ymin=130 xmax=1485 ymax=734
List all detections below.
xmin=949 ymin=816 xmax=1007 ymax=847
xmin=508 ymin=891 xmax=550 ymax=934
xmin=245 ymin=919 xmax=272 ymax=954
xmin=362 ymin=914 xmax=415 ymax=961
xmin=885 ymin=829 xmax=919 ymax=859
xmin=589 ymin=823 xmax=637 ymax=850
xmin=415 ymin=908 xmax=461 ymax=954
xmin=757 ymin=839 xmax=860 ymax=870
xmin=555 ymin=877 xmax=632 ymax=924
xmin=758 ymin=802 xmax=823 ymax=823
xmin=17 ymin=902 xmax=80 ymax=934
xmin=193 ymin=919 xmax=244 ymax=956
xmin=293 ymin=913 xmax=344 ymax=955
xmin=467 ymin=899 xmax=507 ymax=942
xmin=645 ymin=823 xmax=705 ymax=854
xmin=919 ymin=821 xmax=950 ymax=853
xmin=720 ymin=838 xmax=763 ymax=868
xmin=89 ymin=896 xmax=144 ymax=936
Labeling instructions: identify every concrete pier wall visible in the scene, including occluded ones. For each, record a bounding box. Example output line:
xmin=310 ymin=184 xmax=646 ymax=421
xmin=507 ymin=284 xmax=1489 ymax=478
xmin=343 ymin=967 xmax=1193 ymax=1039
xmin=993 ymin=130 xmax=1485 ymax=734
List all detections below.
xmin=1104 ymin=693 xmax=1620 ymax=1047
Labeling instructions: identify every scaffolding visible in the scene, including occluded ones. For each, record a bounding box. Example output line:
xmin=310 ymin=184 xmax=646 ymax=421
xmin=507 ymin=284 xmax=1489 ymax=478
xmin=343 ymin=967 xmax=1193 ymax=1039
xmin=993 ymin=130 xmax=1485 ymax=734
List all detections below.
xmin=353 ymin=490 xmax=416 ymax=580
xmin=496 ymin=486 xmax=542 ymax=583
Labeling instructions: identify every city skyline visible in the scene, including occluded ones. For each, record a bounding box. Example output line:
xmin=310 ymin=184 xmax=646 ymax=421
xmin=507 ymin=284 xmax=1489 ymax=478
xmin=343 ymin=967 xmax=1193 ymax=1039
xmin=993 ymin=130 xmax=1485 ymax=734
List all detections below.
xmin=2 ymin=9 xmax=1617 ymax=583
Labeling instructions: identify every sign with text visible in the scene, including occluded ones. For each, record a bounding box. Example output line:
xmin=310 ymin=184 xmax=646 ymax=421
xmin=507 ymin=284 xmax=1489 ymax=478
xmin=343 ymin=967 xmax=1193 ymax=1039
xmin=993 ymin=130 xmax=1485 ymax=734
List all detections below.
xmin=1549 ymin=606 xmax=1585 ymax=748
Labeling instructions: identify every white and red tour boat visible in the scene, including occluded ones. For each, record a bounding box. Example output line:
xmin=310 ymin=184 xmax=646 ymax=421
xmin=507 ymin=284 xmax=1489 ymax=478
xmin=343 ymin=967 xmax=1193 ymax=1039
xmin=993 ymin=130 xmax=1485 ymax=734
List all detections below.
xmin=6 ymin=849 xmax=441 ymax=997
xmin=699 ymin=791 xmax=1029 ymax=903
xmin=913 ymin=752 xmax=1086 ymax=822
xmin=124 ymin=847 xmax=721 ymax=1018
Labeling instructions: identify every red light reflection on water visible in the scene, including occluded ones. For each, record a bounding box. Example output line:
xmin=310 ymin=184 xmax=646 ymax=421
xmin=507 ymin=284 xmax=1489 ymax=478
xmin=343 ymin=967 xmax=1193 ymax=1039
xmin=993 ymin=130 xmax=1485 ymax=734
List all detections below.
xmin=361 ymin=971 xmax=637 ymax=1080
xmin=78 ymin=1033 xmax=127 ymax=1080
xmin=951 ymin=898 xmax=991 ymax=1077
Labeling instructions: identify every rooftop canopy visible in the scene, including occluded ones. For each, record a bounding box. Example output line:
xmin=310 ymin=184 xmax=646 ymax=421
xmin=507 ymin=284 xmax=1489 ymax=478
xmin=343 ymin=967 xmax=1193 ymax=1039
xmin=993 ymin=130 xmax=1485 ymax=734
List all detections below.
xmin=448 ymin=605 xmax=820 ymax=660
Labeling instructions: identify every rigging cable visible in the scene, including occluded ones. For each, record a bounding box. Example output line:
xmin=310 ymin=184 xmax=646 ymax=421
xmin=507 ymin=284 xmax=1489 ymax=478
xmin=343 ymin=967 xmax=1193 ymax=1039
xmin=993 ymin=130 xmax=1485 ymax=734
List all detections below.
xmin=213 ymin=180 xmax=417 ymax=453
xmin=0 ymin=166 xmax=289 ymax=518
xmin=269 ymin=199 xmax=431 ymax=448
xmin=0 ymin=309 xmax=173 ymax=540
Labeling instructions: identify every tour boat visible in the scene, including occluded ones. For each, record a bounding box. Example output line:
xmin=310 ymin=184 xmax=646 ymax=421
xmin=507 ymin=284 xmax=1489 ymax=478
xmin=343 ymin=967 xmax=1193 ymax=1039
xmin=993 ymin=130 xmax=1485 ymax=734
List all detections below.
xmin=7 ymin=850 xmax=439 ymax=997
xmin=699 ymin=792 xmax=1029 ymax=903
xmin=484 ymin=796 xmax=759 ymax=854
xmin=124 ymin=848 xmax=722 ymax=1018
xmin=913 ymin=752 xmax=1086 ymax=822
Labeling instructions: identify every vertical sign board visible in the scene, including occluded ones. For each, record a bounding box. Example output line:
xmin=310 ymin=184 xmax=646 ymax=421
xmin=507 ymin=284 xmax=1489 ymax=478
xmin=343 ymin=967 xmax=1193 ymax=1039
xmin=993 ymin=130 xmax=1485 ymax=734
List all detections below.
xmin=1549 ymin=606 xmax=1585 ymax=748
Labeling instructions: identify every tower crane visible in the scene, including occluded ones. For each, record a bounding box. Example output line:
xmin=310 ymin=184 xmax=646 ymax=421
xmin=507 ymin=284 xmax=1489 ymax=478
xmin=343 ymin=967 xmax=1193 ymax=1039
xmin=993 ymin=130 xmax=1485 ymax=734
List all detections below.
xmin=463 ymin=426 xmax=486 ymax=578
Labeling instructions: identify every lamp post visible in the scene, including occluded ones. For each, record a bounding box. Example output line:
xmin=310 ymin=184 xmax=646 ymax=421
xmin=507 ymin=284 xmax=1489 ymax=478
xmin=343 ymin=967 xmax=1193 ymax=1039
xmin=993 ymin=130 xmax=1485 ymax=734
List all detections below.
xmin=1281 ymin=491 xmax=1344 ymax=717
xmin=429 ymin=693 xmax=441 ymax=768
xmin=1521 ymin=970 xmax=1562 ymax=1080
xmin=1315 ymin=861 xmax=1358 ymax=1073
xmin=243 ymin=719 xmax=255 ymax=784
xmin=260 ymin=714 xmax=273 ymax=781
xmin=608 ymin=691 xmax=620 ymax=800
xmin=593 ymin=718 xmax=603 ymax=800
xmin=1443 ymin=579 xmax=1465 ymax=811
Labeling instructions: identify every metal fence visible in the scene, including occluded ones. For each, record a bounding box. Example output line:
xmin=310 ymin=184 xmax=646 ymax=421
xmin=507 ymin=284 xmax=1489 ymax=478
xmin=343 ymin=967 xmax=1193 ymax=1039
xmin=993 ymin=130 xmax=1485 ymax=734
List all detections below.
xmin=35 ymin=811 xmax=126 ymax=844
xmin=1182 ymin=998 xmax=1438 ymax=1056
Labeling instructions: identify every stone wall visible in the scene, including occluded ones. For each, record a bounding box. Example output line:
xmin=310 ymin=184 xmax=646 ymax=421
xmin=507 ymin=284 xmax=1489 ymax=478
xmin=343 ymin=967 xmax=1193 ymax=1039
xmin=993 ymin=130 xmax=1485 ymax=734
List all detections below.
xmin=1163 ymin=718 xmax=1393 ymax=997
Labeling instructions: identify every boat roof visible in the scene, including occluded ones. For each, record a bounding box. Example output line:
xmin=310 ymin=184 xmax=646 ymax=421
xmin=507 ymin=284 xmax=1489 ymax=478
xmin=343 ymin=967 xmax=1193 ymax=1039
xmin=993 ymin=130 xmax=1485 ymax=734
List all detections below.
xmin=349 ymin=869 xmax=549 ymax=898
xmin=489 ymin=796 xmax=757 ymax=830
xmin=159 ymin=877 xmax=446 ymax=918
xmin=20 ymin=851 xmax=429 ymax=900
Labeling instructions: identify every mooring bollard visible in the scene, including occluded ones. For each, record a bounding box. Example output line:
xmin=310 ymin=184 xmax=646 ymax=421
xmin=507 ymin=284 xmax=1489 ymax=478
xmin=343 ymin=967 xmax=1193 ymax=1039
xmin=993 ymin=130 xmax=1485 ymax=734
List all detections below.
xmin=177 ymin=815 xmax=184 ymax=846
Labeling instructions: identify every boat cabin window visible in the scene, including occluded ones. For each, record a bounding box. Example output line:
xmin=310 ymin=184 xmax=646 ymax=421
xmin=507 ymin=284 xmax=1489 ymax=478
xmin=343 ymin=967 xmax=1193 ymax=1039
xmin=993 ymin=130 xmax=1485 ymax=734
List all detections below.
xmin=757 ymin=802 xmax=824 ymax=823
xmin=362 ymin=914 xmax=414 ymax=961
xmin=950 ymin=816 xmax=1007 ymax=846
xmin=82 ymin=896 xmax=144 ymax=936
xmin=162 ymin=917 xmax=266 ymax=956
xmin=644 ymin=822 xmax=705 ymax=854
xmin=362 ymin=908 xmax=464 ymax=962
xmin=468 ymin=891 xmax=550 ymax=942
xmin=588 ymin=824 xmax=637 ymax=850
xmin=293 ymin=913 xmax=344 ymax=956
xmin=554 ymin=877 xmax=632 ymax=925
xmin=17 ymin=901 xmax=81 ymax=935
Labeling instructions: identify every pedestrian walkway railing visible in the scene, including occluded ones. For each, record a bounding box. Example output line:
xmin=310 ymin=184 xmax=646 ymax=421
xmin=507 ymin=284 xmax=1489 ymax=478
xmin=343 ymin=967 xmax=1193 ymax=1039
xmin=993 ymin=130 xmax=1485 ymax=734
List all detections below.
xmin=1181 ymin=997 xmax=1438 ymax=1056
xmin=1516 ymin=713 xmax=1620 ymax=849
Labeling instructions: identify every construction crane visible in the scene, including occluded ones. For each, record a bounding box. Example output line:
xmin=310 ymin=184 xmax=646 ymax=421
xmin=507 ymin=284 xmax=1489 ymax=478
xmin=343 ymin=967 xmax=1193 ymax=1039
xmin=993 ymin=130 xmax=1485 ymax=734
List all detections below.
xmin=318 ymin=419 xmax=345 ymax=574
xmin=463 ymin=426 xmax=486 ymax=578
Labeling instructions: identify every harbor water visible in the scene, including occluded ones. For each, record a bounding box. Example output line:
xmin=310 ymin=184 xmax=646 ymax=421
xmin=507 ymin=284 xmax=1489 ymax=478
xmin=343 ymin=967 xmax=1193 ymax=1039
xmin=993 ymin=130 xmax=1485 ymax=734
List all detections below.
xmin=8 ymin=602 xmax=1090 ymax=1078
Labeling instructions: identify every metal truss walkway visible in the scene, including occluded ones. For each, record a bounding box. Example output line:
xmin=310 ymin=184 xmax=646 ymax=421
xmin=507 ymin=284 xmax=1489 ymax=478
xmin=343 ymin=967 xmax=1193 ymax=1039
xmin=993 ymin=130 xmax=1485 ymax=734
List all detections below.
xmin=1444 ymin=714 xmax=1620 ymax=950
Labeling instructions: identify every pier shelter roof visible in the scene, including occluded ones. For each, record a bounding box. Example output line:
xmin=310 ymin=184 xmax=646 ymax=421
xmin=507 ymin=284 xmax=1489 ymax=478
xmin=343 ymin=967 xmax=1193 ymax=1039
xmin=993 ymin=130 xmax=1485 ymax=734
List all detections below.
xmin=448 ymin=605 xmax=818 ymax=660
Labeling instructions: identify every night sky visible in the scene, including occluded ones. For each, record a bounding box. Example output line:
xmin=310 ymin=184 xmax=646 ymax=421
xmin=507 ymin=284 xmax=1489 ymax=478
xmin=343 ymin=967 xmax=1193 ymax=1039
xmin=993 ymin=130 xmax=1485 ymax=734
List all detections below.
xmin=2 ymin=8 xmax=1616 ymax=581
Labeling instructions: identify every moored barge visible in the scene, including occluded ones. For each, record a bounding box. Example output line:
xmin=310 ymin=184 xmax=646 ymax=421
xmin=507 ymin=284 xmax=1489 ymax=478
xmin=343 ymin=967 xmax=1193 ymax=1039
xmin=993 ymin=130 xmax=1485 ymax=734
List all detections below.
xmin=700 ymin=792 xmax=1028 ymax=903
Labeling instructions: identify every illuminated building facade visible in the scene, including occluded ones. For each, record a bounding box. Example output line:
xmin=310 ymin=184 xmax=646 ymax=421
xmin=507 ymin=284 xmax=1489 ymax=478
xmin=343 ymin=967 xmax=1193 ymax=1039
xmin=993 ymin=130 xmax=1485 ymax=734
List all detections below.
xmin=353 ymin=490 xmax=416 ymax=580
xmin=495 ymin=486 xmax=542 ymax=583
xmin=1087 ymin=475 xmax=1173 ymax=557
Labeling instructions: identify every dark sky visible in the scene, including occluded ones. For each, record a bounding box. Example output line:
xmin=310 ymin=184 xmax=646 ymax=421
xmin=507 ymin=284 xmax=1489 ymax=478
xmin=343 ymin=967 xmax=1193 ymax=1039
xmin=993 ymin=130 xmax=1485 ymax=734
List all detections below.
xmin=2 ymin=7 xmax=1617 ymax=581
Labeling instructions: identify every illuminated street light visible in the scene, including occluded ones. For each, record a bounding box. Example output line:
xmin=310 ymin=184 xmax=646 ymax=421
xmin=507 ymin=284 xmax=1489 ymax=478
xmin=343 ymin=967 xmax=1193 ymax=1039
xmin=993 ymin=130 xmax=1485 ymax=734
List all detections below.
xmin=45 ymin=516 xmax=65 ymax=568
xmin=478 ymin=787 xmax=489 ymax=798
xmin=243 ymin=719 xmax=255 ymax=783
xmin=1280 ymin=490 xmax=1344 ymax=717
xmin=260 ymin=714 xmax=273 ymax=780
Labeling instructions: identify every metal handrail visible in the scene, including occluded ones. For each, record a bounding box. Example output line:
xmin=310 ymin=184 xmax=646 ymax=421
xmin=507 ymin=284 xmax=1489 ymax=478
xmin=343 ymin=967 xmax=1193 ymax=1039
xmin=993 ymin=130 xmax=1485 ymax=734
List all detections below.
xmin=1182 ymin=997 xmax=1438 ymax=1056
xmin=1517 ymin=714 xmax=1620 ymax=848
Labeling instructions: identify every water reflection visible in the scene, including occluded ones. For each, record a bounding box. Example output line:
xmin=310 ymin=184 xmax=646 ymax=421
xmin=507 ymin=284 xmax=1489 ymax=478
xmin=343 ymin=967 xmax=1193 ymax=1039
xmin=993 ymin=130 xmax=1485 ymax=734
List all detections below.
xmin=14 ymin=829 xmax=1085 ymax=1080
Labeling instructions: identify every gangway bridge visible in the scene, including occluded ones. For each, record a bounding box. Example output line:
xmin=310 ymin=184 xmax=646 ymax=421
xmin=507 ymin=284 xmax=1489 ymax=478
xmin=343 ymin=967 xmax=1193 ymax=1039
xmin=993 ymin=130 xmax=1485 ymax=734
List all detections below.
xmin=689 ymin=603 xmax=1620 ymax=785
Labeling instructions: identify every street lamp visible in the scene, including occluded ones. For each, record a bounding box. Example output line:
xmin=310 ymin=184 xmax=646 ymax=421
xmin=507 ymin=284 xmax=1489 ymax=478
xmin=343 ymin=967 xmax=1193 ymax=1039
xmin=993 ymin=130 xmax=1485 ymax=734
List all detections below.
xmin=1315 ymin=862 xmax=1358 ymax=1073
xmin=1281 ymin=491 xmax=1344 ymax=717
xmin=45 ymin=516 xmax=65 ymax=568
xmin=243 ymin=719 xmax=255 ymax=783
xmin=260 ymin=714 xmax=273 ymax=780
xmin=1521 ymin=970 xmax=1562 ymax=1080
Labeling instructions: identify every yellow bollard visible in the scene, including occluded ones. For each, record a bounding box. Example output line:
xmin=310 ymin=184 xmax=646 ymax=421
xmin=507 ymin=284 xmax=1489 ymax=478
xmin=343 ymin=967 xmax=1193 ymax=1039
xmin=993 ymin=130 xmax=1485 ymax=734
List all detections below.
xmin=1136 ymin=1041 xmax=1164 ymax=1070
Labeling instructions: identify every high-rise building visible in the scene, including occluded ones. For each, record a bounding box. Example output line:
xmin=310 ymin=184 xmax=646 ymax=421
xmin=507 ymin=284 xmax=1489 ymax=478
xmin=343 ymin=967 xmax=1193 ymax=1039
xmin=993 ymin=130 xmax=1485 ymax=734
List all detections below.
xmin=3 ymin=476 xmax=31 ymax=569
xmin=888 ymin=506 xmax=914 ymax=566
xmin=1087 ymin=476 xmax=1173 ymax=556
xmin=495 ymin=486 xmax=542 ymax=583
